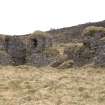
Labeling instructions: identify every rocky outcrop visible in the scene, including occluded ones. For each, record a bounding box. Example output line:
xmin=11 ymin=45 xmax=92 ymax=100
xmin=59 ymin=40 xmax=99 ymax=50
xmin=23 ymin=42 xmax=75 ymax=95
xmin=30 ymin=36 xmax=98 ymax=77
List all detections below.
xmin=63 ymin=26 xmax=105 ymax=67
xmin=48 ymin=20 xmax=105 ymax=43
xmin=50 ymin=26 xmax=105 ymax=68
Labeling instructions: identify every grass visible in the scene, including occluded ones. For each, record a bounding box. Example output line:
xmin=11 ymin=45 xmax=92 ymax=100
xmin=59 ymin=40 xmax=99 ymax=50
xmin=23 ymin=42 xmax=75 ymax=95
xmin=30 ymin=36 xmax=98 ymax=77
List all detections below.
xmin=52 ymin=42 xmax=83 ymax=55
xmin=82 ymin=26 xmax=105 ymax=37
xmin=32 ymin=31 xmax=50 ymax=37
xmin=0 ymin=65 xmax=105 ymax=105
xmin=43 ymin=47 xmax=60 ymax=57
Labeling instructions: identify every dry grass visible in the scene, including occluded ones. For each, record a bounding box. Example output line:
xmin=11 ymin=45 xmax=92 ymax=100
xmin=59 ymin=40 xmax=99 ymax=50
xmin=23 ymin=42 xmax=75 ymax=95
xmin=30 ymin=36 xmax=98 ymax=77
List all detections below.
xmin=0 ymin=65 xmax=105 ymax=105
xmin=52 ymin=43 xmax=83 ymax=55
xmin=82 ymin=26 xmax=105 ymax=37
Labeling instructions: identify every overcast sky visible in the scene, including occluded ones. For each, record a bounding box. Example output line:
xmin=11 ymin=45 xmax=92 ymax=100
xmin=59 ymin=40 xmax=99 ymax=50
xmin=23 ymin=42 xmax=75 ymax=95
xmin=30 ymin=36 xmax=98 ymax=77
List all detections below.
xmin=0 ymin=0 xmax=105 ymax=35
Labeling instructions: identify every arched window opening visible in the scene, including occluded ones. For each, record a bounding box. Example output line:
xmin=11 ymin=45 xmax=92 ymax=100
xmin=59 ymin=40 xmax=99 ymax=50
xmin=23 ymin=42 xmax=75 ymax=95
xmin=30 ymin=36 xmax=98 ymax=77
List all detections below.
xmin=5 ymin=37 xmax=9 ymax=50
xmin=32 ymin=39 xmax=37 ymax=48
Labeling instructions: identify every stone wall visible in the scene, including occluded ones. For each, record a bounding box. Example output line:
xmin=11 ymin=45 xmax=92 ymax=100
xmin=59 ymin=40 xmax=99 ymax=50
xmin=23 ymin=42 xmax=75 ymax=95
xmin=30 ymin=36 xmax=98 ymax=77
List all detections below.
xmin=0 ymin=32 xmax=58 ymax=66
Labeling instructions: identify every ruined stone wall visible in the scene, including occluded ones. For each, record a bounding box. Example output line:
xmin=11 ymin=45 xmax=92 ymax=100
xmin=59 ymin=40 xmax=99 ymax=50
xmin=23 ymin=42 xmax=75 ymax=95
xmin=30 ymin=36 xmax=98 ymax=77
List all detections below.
xmin=0 ymin=32 xmax=58 ymax=66
xmin=2 ymin=26 xmax=105 ymax=68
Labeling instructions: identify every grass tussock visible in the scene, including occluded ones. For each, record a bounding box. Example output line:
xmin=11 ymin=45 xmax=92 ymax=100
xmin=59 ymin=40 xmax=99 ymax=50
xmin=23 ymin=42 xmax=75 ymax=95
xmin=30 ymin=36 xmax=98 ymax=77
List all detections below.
xmin=82 ymin=26 xmax=105 ymax=37
xmin=32 ymin=31 xmax=49 ymax=37
xmin=43 ymin=47 xmax=60 ymax=57
xmin=0 ymin=65 xmax=105 ymax=105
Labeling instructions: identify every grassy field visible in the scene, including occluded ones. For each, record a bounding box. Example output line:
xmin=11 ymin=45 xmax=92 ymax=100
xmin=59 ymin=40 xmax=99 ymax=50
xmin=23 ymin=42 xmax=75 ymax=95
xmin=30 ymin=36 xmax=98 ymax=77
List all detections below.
xmin=0 ymin=66 xmax=105 ymax=105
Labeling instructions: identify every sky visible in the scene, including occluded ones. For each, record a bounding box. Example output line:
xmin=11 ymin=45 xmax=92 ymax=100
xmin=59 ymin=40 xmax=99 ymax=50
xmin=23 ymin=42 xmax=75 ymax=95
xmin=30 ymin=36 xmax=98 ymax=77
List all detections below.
xmin=0 ymin=0 xmax=105 ymax=35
